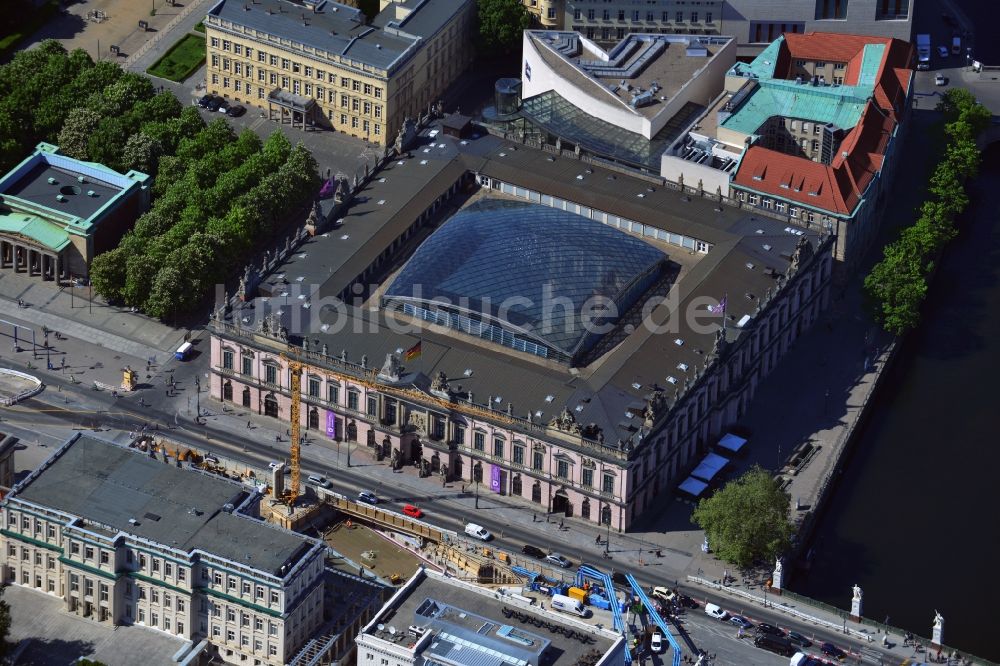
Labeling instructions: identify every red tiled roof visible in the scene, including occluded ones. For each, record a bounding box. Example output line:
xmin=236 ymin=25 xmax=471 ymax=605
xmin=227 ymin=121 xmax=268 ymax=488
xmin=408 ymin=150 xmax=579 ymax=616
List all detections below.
xmin=733 ymin=102 xmax=895 ymax=216
xmin=733 ymin=33 xmax=913 ymax=218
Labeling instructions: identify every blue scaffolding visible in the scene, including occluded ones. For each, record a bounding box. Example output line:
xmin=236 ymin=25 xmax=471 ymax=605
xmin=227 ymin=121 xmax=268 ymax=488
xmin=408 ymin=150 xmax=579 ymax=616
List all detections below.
xmin=625 ymin=573 xmax=682 ymax=666
xmin=576 ymin=565 xmax=630 ymax=665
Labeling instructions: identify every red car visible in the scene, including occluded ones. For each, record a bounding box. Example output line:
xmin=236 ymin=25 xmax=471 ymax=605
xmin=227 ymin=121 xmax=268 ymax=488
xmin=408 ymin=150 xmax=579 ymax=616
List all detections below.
xmin=403 ymin=504 xmax=423 ymax=518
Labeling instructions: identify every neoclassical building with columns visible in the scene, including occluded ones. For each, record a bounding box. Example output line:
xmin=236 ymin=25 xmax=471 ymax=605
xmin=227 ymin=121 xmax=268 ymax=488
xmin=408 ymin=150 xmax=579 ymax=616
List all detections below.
xmin=209 ymin=129 xmax=833 ymax=532
xmin=0 ymin=142 xmax=150 ymax=283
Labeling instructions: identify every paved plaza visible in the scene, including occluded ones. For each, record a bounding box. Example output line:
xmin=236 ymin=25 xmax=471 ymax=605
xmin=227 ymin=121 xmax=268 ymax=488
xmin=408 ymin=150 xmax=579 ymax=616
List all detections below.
xmin=6 ymin=583 xmax=184 ymax=665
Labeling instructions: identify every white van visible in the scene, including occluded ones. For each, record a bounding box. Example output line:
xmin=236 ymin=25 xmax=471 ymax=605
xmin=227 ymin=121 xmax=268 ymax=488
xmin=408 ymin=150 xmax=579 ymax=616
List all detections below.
xmin=551 ymin=594 xmax=589 ymax=617
xmin=704 ymin=602 xmax=729 ymax=620
xmin=464 ymin=523 xmax=492 ymax=540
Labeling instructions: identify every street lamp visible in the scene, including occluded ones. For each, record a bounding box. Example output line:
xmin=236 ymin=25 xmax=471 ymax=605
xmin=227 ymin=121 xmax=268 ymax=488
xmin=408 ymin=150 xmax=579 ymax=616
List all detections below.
xmin=195 ymin=376 xmax=201 ymax=419
xmin=475 ymin=476 xmax=480 ymax=509
xmin=605 ymin=509 xmax=611 ymax=555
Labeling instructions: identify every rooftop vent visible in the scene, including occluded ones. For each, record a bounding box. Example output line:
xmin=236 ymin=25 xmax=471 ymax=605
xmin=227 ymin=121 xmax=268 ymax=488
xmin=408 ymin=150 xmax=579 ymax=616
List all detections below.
xmin=55 ymin=194 xmax=66 ymax=202
xmin=745 ymin=262 xmax=755 ymax=270
xmin=223 ymin=503 xmax=235 ymax=513
xmin=87 ymin=190 xmax=97 ymax=197
xmin=47 ymin=177 xmax=57 ymax=184
xmin=128 ymin=518 xmax=139 ymax=526
xmin=77 ymin=175 xmax=86 ymax=183
xmin=143 ymin=512 xmax=162 ymax=521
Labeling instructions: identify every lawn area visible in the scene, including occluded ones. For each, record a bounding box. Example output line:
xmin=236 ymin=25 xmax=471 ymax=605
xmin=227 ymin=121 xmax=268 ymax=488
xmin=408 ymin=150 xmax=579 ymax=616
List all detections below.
xmin=194 ymin=21 xmax=206 ymax=33
xmin=147 ymin=33 xmax=205 ymax=83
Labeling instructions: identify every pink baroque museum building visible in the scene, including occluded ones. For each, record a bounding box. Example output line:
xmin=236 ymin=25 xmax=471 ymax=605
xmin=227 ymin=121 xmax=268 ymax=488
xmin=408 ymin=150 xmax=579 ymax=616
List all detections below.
xmin=208 ymin=140 xmax=832 ymax=532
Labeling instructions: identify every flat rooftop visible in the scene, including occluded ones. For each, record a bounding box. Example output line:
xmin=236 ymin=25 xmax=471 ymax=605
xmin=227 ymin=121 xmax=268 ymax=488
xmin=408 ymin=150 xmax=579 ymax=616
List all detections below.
xmin=3 ymin=162 xmax=120 ymax=220
xmin=13 ymin=435 xmax=315 ymax=576
xmin=365 ymin=569 xmax=617 ymax=666
xmin=527 ymin=32 xmax=731 ymax=122
xmin=209 ymin=0 xmax=469 ymax=74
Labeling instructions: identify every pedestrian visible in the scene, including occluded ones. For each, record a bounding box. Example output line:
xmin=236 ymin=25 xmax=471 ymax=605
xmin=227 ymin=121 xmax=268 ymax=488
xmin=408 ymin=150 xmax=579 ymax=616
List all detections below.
xmin=247 ymin=420 xmax=251 ymax=429
xmin=595 ymin=535 xmax=601 ymax=545
xmin=559 ymin=518 xmax=564 ymax=529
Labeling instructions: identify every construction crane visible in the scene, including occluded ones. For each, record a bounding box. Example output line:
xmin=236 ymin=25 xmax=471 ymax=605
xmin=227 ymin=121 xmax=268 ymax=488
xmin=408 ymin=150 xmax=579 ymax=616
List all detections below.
xmin=281 ymin=354 xmax=303 ymax=504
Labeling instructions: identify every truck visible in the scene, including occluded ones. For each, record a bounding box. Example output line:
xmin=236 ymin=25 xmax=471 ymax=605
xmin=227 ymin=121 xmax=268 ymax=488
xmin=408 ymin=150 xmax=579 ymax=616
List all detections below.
xmin=916 ymin=34 xmax=931 ymax=70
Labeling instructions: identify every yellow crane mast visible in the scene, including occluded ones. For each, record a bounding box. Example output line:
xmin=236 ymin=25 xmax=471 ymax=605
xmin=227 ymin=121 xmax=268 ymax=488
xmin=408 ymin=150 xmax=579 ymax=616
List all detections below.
xmin=284 ymin=357 xmax=303 ymax=504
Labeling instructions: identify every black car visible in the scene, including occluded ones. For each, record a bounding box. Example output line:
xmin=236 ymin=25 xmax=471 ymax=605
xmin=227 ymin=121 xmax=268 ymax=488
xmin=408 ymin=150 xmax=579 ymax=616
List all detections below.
xmin=216 ymin=99 xmax=231 ymax=114
xmin=611 ymin=570 xmax=628 ymax=586
xmin=204 ymin=96 xmax=223 ymax=112
xmin=821 ymin=642 xmax=847 ymax=660
xmin=787 ymin=630 xmax=812 ymax=648
xmin=521 ymin=544 xmax=546 ymax=558
xmin=226 ymin=104 xmax=246 ymax=118
xmin=678 ymin=594 xmax=698 ymax=609
xmin=196 ymin=94 xmax=214 ymax=108
xmin=755 ymin=623 xmax=786 ymax=637
xmin=753 ymin=634 xmax=794 ymax=657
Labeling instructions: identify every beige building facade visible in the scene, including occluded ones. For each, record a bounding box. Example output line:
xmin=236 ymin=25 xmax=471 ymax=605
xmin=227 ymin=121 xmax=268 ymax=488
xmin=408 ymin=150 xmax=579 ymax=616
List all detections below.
xmin=204 ymin=0 xmax=474 ymax=145
xmin=0 ymin=434 xmax=328 ymax=666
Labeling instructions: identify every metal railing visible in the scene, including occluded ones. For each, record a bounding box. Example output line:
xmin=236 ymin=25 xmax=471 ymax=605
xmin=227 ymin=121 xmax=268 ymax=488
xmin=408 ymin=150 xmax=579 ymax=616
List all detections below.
xmin=124 ymin=0 xmax=213 ymax=70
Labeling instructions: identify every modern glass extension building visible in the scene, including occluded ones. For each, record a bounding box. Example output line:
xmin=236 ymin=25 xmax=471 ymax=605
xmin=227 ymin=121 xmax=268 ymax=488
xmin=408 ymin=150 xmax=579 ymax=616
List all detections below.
xmin=382 ymin=200 xmax=666 ymax=365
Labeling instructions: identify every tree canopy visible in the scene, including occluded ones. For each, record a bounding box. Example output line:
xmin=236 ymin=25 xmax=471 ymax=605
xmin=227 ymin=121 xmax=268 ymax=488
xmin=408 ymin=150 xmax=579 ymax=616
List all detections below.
xmin=691 ymin=466 xmax=793 ymax=568
xmin=477 ymin=0 xmax=532 ymax=56
xmin=864 ymin=88 xmax=989 ymax=335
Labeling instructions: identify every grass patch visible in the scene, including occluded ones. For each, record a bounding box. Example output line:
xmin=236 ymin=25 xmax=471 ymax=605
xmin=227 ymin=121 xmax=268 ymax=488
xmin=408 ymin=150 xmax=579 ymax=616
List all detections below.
xmin=194 ymin=21 xmax=206 ymax=33
xmin=0 ymin=0 xmax=60 ymax=61
xmin=147 ymin=33 xmax=206 ymax=83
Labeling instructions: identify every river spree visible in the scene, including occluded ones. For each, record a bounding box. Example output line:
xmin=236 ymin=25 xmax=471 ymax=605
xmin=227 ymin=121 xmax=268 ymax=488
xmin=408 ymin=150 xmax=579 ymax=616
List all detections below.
xmin=794 ymin=144 xmax=1000 ymax=660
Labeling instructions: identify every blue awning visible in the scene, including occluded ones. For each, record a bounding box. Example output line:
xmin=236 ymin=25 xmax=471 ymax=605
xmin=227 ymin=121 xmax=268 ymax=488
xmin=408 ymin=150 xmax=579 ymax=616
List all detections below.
xmin=717 ymin=433 xmax=748 ymax=453
xmin=690 ymin=452 xmax=729 ymax=482
xmin=678 ymin=476 xmax=708 ymax=497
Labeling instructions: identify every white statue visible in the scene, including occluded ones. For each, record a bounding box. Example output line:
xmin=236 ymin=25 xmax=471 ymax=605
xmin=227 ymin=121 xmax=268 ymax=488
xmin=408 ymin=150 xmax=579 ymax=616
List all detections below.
xmin=933 ymin=610 xmax=943 ymax=630
xmin=852 ymin=584 xmax=862 ymax=601
xmin=775 ymin=558 xmax=783 ymax=574
xmin=932 ymin=610 xmax=944 ymax=645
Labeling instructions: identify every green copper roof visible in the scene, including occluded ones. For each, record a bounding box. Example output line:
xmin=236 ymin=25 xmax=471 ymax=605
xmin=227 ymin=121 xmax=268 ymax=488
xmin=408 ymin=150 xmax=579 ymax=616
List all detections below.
xmin=721 ymin=83 xmax=869 ymax=135
xmin=721 ymin=35 xmax=881 ymax=137
xmin=0 ymin=211 xmax=71 ymax=251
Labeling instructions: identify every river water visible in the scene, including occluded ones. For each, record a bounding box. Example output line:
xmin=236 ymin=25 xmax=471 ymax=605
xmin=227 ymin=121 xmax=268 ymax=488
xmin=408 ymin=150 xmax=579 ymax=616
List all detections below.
xmin=794 ymin=144 xmax=1000 ymax=660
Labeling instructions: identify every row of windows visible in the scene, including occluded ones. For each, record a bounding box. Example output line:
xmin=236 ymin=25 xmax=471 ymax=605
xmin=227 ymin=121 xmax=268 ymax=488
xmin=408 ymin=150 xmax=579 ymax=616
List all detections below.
xmin=209 ymin=600 xmax=280 ymax=635
xmin=488 ymin=178 xmax=709 ymax=252
xmin=209 ymin=569 xmax=281 ymax=605
xmin=793 ymin=59 xmax=846 ymax=70
xmin=470 ymin=433 xmax=616 ymax=493
xmin=573 ymin=8 xmax=712 ymax=21
xmin=208 ymin=38 xmax=383 ymax=98
xmin=135 ymin=583 xmax=186 ymax=612
xmin=210 ymin=623 xmax=280 ymax=657
xmin=736 ymin=191 xmax=818 ymax=222
xmin=137 ymin=607 xmax=185 ymax=636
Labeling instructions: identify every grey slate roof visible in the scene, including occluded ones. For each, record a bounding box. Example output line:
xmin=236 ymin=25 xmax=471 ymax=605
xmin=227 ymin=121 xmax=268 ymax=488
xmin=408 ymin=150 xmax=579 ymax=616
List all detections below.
xmin=208 ymin=0 xmax=414 ymax=72
xmin=14 ymin=435 xmax=314 ymax=576
xmin=219 ymin=125 xmax=821 ymax=451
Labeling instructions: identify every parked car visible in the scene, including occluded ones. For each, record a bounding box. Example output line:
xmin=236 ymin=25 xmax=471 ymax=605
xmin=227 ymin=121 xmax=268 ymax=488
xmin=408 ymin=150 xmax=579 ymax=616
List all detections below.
xmin=787 ymin=631 xmax=812 ymax=648
xmin=402 ymin=504 xmax=423 ymax=518
xmin=521 ymin=544 xmax=546 ymax=558
xmin=650 ymin=632 xmax=663 ymax=653
xmin=821 ymin=642 xmax=847 ymax=660
xmin=204 ymin=96 xmax=223 ymax=112
xmin=937 ymin=45 xmax=950 ymax=58
xmin=611 ymin=570 xmax=628 ymax=586
xmin=651 ymin=586 xmax=675 ymax=603
xmin=217 ymin=99 xmax=231 ymax=114
xmin=678 ymin=594 xmax=699 ymax=609
xmin=545 ymin=553 xmax=572 ymax=568
xmin=196 ymin=94 xmax=214 ymax=108
xmin=357 ymin=491 xmax=379 ymax=505
xmin=730 ymin=615 xmax=754 ymax=629
xmin=226 ymin=104 xmax=246 ymax=117
xmin=935 ymin=74 xmax=947 ymax=86
xmin=755 ymin=622 xmax=785 ymax=637
xmin=307 ymin=474 xmax=331 ymax=489
xmin=268 ymin=461 xmax=282 ymax=471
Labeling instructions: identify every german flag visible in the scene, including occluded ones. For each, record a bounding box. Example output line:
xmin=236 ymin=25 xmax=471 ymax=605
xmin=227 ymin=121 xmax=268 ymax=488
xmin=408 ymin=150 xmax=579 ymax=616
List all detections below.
xmin=403 ymin=341 xmax=422 ymax=361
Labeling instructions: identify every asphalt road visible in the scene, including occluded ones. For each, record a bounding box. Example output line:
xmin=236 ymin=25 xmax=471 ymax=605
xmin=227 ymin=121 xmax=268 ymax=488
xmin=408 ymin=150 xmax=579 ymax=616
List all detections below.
xmin=0 ymin=375 xmax=898 ymax=666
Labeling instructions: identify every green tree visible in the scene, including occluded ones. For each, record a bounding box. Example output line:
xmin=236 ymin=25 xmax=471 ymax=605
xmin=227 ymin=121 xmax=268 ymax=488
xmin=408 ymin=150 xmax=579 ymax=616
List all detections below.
xmin=88 ymin=247 xmax=129 ymax=303
xmin=691 ymin=466 xmax=793 ymax=568
xmin=863 ymin=242 xmax=929 ymax=336
xmin=476 ymin=0 xmax=531 ymax=56
xmin=56 ymin=106 xmax=102 ymax=159
xmin=121 ymin=132 xmax=163 ymax=175
xmin=0 ymin=585 xmax=10 ymax=658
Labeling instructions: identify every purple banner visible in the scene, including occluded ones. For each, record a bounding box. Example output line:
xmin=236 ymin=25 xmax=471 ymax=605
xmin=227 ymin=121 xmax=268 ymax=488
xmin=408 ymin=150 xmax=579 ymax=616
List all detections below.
xmin=490 ymin=464 xmax=502 ymax=493
xmin=326 ymin=411 xmax=337 ymax=439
